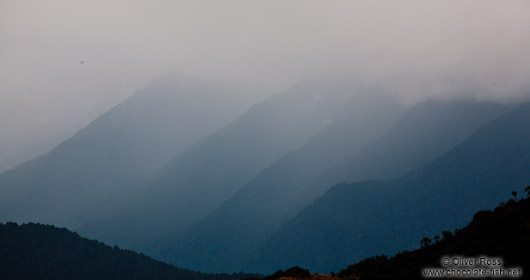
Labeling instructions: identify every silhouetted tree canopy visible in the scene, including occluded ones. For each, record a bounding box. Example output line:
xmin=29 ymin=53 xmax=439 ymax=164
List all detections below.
xmin=337 ymin=191 xmax=530 ymax=280
xmin=0 ymin=222 xmax=258 ymax=280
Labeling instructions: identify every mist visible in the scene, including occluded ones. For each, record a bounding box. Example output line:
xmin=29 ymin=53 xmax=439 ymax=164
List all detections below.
xmin=2 ymin=0 xmax=530 ymax=141
xmin=2 ymin=1 xmax=530 ymax=276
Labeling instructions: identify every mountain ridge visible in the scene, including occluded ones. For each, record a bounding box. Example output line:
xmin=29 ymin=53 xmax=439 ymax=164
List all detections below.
xmin=0 ymin=76 xmax=249 ymax=227
xmin=250 ymin=101 xmax=530 ymax=273
xmin=160 ymin=99 xmax=511 ymax=273
xmin=76 ymin=81 xmax=389 ymax=250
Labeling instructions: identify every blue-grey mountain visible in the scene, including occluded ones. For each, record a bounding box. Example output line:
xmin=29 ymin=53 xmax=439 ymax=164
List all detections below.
xmin=77 ymin=81 xmax=380 ymax=250
xmin=254 ymin=102 xmax=530 ymax=273
xmin=160 ymin=99 xmax=510 ymax=273
xmin=0 ymin=76 xmax=249 ymax=227
xmin=157 ymin=93 xmax=403 ymax=272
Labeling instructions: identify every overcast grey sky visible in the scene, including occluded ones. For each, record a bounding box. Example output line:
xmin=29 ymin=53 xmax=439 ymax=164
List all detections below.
xmin=1 ymin=0 xmax=530 ymax=141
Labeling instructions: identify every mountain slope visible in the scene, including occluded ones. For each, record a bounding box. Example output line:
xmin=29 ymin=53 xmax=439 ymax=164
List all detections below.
xmin=78 ymin=81 xmax=375 ymax=249
xmin=254 ymin=191 xmax=530 ymax=280
xmin=0 ymin=222 xmax=255 ymax=280
xmin=162 ymin=99 xmax=509 ymax=273
xmin=254 ymin=102 xmax=530 ymax=273
xmin=0 ymin=117 xmax=87 ymax=173
xmin=0 ymin=76 xmax=249 ymax=227
xmin=316 ymin=99 xmax=512 ymax=185
xmin=337 ymin=192 xmax=530 ymax=280
xmin=158 ymin=91 xmax=403 ymax=272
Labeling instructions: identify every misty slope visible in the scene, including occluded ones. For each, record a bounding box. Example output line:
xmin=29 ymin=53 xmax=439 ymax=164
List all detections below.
xmin=0 ymin=76 xmax=248 ymax=226
xmin=0 ymin=222 xmax=254 ymax=280
xmin=159 ymin=99 xmax=508 ymax=273
xmin=0 ymin=119 xmax=87 ymax=173
xmin=78 ymin=81 xmax=367 ymax=249
xmin=158 ymin=95 xmax=403 ymax=272
xmin=253 ymin=102 xmax=530 ymax=273
xmin=317 ymin=99 xmax=511 ymax=184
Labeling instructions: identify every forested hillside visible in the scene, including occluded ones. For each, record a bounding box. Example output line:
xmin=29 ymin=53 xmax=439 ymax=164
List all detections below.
xmin=0 ymin=222 xmax=256 ymax=280
xmin=337 ymin=189 xmax=530 ymax=279
xmin=252 ymin=189 xmax=530 ymax=280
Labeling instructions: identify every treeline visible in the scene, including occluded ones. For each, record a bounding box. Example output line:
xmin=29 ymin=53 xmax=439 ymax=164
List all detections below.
xmin=337 ymin=187 xmax=530 ymax=279
xmin=253 ymin=187 xmax=530 ymax=280
xmin=0 ymin=222 xmax=257 ymax=280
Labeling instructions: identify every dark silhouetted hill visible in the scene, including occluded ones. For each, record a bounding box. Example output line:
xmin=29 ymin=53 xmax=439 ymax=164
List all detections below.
xmin=252 ymin=190 xmax=530 ymax=280
xmin=0 ymin=222 xmax=257 ymax=280
xmin=337 ymin=190 xmax=530 ymax=280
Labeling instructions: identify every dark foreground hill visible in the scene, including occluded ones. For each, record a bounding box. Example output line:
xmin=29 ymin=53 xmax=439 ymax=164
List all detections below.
xmin=337 ymin=189 xmax=530 ymax=280
xmin=0 ymin=222 xmax=255 ymax=280
xmin=253 ymin=189 xmax=530 ymax=280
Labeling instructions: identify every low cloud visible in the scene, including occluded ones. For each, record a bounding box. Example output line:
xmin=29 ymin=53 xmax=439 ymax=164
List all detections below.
xmin=1 ymin=0 xmax=529 ymax=137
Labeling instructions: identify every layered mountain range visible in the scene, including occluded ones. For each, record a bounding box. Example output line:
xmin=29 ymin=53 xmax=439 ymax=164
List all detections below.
xmin=157 ymin=99 xmax=511 ymax=273
xmin=0 ymin=76 xmax=251 ymax=226
xmin=0 ymin=75 xmax=528 ymax=274
xmin=253 ymin=102 xmax=530 ymax=272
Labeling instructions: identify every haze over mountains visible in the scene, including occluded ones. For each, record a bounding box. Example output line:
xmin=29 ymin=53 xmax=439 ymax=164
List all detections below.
xmin=0 ymin=75 xmax=252 ymax=227
xmin=154 ymin=89 xmax=403 ymax=271
xmin=254 ymin=102 xmax=530 ymax=273
xmin=0 ymin=118 xmax=89 ymax=173
xmin=1 ymin=72 xmax=529 ymax=276
xmin=157 ymin=98 xmax=513 ymax=273
xmin=1 ymin=72 xmax=529 ymax=274
xmin=316 ymin=99 xmax=513 ymax=186
xmin=77 ymin=81 xmax=401 ymax=248
xmin=2 ymin=2 xmax=530 ymax=279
